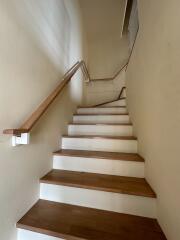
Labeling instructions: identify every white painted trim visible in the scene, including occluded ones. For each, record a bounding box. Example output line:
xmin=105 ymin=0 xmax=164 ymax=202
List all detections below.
xmin=62 ymin=137 xmax=137 ymax=153
xmin=73 ymin=115 xmax=130 ymax=124
xmin=53 ymin=155 xmax=144 ymax=177
xmin=68 ymin=124 xmax=133 ymax=136
xmin=40 ymin=184 xmax=157 ymax=218
xmin=77 ymin=107 xmax=128 ymax=114
xmin=18 ymin=229 xmax=62 ymax=240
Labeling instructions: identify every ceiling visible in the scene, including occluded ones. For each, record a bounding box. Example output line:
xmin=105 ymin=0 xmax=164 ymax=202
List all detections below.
xmin=79 ymin=0 xmax=127 ymax=41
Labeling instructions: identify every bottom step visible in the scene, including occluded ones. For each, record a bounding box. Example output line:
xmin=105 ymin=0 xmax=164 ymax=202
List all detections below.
xmin=17 ymin=200 xmax=166 ymax=240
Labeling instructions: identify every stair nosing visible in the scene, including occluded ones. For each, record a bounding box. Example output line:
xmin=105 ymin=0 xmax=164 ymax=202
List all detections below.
xmin=74 ymin=113 xmax=129 ymax=116
xmin=62 ymin=135 xmax=137 ymax=140
xmin=53 ymin=149 xmax=144 ymax=162
xmin=69 ymin=122 xmax=132 ymax=126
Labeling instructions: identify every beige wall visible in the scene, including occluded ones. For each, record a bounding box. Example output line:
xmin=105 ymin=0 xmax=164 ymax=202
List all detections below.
xmin=80 ymin=0 xmax=129 ymax=78
xmin=126 ymin=1 xmax=180 ymax=239
xmin=84 ymin=34 xmax=129 ymax=106
xmin=88 ymin=35 xmax=129 ymax=79
xmin=79 ymin=0 xmax=129 ymax=106
xmin=85 ymin=35 xmax=129 ymax=105
xmin=80 ymin=0 xmax=127 ymax=41
xmin=85 ymin=69 xmax=126 ymax=106
xmin=0 ymin=1 xmax=87 ymax=239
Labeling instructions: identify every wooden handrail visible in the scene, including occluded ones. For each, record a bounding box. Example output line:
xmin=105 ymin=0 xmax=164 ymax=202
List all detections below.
xmin=3 ymin=61 xmax=89 ymax=136
xmin=3 ymin=28 xmax=139 ymax=136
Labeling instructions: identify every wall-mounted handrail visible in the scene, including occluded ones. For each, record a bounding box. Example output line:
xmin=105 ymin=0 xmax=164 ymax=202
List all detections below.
xmin=91 ymin=63 xmax=128 ymax=82
xmin=3 ymin=60 xmax=89 ymax=136
xmin=3 ymin=27 xmax=139 ymax=137
xmin=90 ymin=29 xmax=139 ymax=82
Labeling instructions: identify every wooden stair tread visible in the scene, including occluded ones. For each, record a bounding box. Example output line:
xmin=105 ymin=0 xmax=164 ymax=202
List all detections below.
xmin=78 ymin=106 xmax=127 ymax=108
xmin=54 ymin=149 xmax=144 ymax=162
xmin=40 ymin=170 xmax=156 ymax=198
xmin=17 ymin=200 xmax=166 ymax=240
xmin=63 ymin=135 xmax=137 ymax=140
xmin=74 ymin=113 xmax=128 ymax=116
xmin=69 ymin=123 xmax=132 ymax=126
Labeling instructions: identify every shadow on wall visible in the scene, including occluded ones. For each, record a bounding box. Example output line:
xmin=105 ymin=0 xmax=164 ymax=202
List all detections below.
xmin=0 ymin=0 xmax=86 ymax=141
xmin=5 ymin=0 xmax=71 ymax=71
xmin=0 ymin=1 xmax=86 ymax=240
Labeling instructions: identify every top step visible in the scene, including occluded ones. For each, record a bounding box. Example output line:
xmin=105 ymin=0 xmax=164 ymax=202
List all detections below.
xmin=73 ymin=114 xmax=130 ymax=124
xmin=77 ymin=107 xmax=127 ymax=115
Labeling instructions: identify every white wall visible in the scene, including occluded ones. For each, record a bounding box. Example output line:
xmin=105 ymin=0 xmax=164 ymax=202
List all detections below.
xmin=126 ymin=0 xmax=180 ymax=239
xmin=0 ymin=1 xmax=87 ymax=239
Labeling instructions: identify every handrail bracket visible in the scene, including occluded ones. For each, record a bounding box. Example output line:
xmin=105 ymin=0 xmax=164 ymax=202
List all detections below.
xmin=12 ymin=133 xmax=30 ymax=147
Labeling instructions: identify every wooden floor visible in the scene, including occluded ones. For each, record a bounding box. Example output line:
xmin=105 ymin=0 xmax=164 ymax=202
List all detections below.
xmin=40 ymin=170 xmax=156 ymax=198
xmin=17 ymin=200 xmax=167 ymax=240
xmin=54 ymin=149 xmax=144 ymax=162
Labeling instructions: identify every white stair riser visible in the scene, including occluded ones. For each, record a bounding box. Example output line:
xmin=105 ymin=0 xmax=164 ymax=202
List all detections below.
xmin=68 ymin=125 xmax=133 ymax=136
xmin=73 ymin=115 xmax=130 ymax=124
xmin=18 ymin=229 xmax=62 ymax=240
xmin=77 ymin=108 xmax=127 ymax=114
xmin=40 ymin=184 xmax=157 ymax=218
xmin=53 ymin=156 xmax=144 ymax=177
xmin=101 ymin=99 xmax=126 ymax=107
xmin=62 ymin=137 xmax=137 ymax=153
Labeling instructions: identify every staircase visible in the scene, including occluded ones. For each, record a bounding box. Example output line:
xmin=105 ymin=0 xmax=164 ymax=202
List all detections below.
xmin=17 ymin=97 xmax=166 ymax=240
